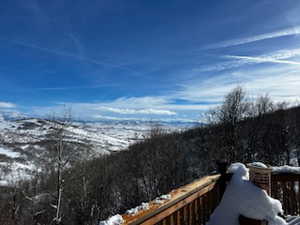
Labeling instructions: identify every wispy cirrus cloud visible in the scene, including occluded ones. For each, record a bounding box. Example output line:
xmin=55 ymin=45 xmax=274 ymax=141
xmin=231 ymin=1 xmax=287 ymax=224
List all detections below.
xmin=206 ymin=26 xmax=300 ymax=49
xmin=92 ymin=114 xmax=197 ymax=123
xmin=226 ymin=55 xmax=300 ymax=65
xmin=98 ymin=107 xmax=176 ymax=115
xmin=193 ymin=48 xmax=300 ymax=73
xmin=36 ymin=84 xmax=118 ymax=91
xmin=8 ymin=39 xmax=140 ymax=76
xmin=178 ymin=65 xmax=300 ymax=103
xmin=30 ymin=96 xmax=215 ymax=122
xmin=0 ymin=102 xmax=16 ymax=108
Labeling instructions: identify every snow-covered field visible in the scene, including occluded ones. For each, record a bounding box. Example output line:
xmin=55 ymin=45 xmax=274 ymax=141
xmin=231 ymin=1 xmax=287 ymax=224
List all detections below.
xmin=0 ymin=116 xmax=194 ymax=186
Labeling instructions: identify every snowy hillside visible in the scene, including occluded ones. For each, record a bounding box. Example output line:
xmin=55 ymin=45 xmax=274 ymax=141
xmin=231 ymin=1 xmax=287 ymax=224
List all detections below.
xmin=0 ymin=117 xmax=195 ymax=186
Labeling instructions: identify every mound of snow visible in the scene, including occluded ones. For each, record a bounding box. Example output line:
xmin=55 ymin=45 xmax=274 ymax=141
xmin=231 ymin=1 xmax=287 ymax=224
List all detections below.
xmin=99 ymin=214 xmax=123 ymax=225
xmin=126 ymin=202 xmax=149 ymax=215
xmin=154 ymin=194 xmax=171 ymax=204
xmin=248 ymin=162 xmax=268 ymax=169
xmin=207 ymin=163 xmax=286 ymax=225
xmin=272 ymin=165 xmax=300 ymax=174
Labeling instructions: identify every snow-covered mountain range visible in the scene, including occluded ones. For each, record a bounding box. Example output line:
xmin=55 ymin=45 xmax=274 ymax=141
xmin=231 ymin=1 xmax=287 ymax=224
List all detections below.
xmin=0 ymin=116 xmax=197 ymax=186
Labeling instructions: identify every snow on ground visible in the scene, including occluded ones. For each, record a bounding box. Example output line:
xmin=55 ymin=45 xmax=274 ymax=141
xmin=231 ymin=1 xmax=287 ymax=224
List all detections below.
xmin=207 ymin=163 xmax=286 ymax=225
xmin=0 ymin=147 xmax=20 ymax=158
xmin=0 ymin=161 xmax=35 ymax=186
xmin=0 ymin=117 xmax=189 ymax=186
xmin=99 ymin=214 xmax=124 ymax=225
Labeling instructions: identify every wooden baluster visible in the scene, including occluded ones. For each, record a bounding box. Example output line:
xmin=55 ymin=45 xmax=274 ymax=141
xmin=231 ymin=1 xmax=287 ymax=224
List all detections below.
xmin=194 ymin=198 xmax=199 ymax=225
xmin=176 ymin=210 xmax=181 ymax=225
xmin=179 ymin=207 xmax=184 ymax=225
xmin=186 ymin=205 xmax=190 ymax=225
xmin=297 ymin=180 xmax=300 ymax=215
xmin=201 ymin=195 xmax=206 ymax=224
xmin=283 ymin=181 xmax=289 ymax=215
xmin=198 ymin=197 xmax=204 ymax=225
xmin=291 ymin=181 xmax=296 ymax=215
xmin=192 ymin=200 xmax=197 ymax=225
xmin=165 ymin=216 xmax=171 ymax=225
xmin=183 ymin=206 xmax=188 ymax=225
xmin=188 ymin=203 xmax=193 ymax=225
xmin=204 ymin=193 xmax=209 ymax=223
xmin=208 ymin=191 xmax=214 ymax=221
xmin=288 ymin=181 xmax=292 ymax=215
xmin=275 ymin=180 xmax=278 ymax=199
xmin=270 ymin=179 xmax=274 ymax=198
xmin=172 ymin=210 xmax=176 ymax=225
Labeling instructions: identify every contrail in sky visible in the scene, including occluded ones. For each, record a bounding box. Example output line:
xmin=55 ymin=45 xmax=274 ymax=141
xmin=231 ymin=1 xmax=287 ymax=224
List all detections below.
xmin=227 ymin=55 xmax=300 ymax=65
xmin=9 ymin=39 xmax=140 ymax=75
xmin=207 ymin=26 xmax=300 ymax=49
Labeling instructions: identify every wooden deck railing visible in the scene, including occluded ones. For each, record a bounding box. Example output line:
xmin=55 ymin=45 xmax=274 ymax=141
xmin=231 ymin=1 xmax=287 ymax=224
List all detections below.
xmin=123 ymin=174 xmax=223 ymax=225
xmin=122 ymin=169 xmax=300 ymax=225
xmin=271 ymin=173 xmax=300 ymax=216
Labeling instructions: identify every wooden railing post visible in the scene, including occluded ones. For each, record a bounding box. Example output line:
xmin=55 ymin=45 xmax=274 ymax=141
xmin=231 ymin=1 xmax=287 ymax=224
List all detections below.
xmin=239 ymin=165 xmax=272 ymax=225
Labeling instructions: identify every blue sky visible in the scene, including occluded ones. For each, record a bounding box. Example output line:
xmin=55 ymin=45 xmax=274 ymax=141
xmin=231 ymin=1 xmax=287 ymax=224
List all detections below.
xmin=1 ymin=0 xmax=300 ymax=122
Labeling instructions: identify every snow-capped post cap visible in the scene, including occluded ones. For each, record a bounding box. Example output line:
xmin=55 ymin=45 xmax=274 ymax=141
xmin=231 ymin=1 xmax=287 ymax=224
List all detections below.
xmin=247 ymin=162 xmax=272 ymax=194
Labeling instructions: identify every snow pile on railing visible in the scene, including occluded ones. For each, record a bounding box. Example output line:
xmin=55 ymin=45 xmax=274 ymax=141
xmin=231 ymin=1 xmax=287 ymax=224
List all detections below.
xmin=99 ymin=193 xmax=172 ymax=224
xmin=248 ymin=162 xmax=300 ymax=174
xmin=248 ymin=162 xmax=268 ymax=168
xmin=126 ymin=202 xmax=150 ymax=215
xmin=153 ymin=194 xmax=171 ymax=204
xmin=207 ymin=163 xmax=286 ymax=225
xmin=272 ymin=165 xmax=300 ymax=174
xmin=99 ymin=214 xmax=124 ymax=225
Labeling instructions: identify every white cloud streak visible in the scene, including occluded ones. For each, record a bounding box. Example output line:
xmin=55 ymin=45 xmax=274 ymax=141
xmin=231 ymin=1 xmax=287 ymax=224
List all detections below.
xmin=92 ymin=114 xmax=197 ymax=123
xmin=30 ymin=96 xmax=214 ymax=122
xmin=194 ymin=48 xmax=300 ymax=73
xmin=0 ymin=102 xmax=16 ymax=108
xmin=226 ymin=55 xmax=300 ymax=65
xmin=99 ymin=107 xmax=176 ymax=115
xmin=178 ymin=65 xmax=300 ymax=103
xmin=207 ymin=26 xmax=300 ymax=49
